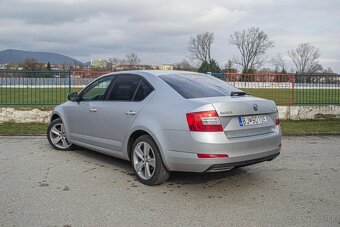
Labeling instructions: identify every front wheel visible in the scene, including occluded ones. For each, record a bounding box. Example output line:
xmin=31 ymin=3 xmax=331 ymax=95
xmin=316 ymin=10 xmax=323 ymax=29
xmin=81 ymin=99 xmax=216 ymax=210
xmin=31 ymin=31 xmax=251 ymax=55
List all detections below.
xmin=47 ymin=118 xmax=74 ymax=150
xmin=131 ymin=135 xmax=170 ymax=185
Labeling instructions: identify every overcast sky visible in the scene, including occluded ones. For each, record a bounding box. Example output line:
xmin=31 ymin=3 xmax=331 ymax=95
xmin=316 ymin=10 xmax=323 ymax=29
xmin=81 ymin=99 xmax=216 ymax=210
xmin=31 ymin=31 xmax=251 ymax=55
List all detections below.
xmin=0 ymin=0 xmax=339 ymax=72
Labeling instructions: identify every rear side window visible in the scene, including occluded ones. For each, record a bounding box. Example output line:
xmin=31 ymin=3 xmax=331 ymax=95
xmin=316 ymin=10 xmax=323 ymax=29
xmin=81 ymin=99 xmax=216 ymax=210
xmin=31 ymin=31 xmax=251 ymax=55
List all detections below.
xmin=108 ymin=75 xmax=141 ymax=101
xmin=159 ymin=73 xmax=241 ymax=99
xmin=134 ymin=79 xmax=154 ymax=101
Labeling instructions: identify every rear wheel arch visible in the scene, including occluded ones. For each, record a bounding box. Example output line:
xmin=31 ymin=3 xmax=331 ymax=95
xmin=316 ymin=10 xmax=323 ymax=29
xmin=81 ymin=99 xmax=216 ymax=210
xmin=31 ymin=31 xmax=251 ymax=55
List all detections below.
xmin=127 ymin=130 xmax=150 ymax=160
xmin=127 ymin=129 xmax=167 ymax=166
xmin=130 ymin=133 xmax=170 ymax=185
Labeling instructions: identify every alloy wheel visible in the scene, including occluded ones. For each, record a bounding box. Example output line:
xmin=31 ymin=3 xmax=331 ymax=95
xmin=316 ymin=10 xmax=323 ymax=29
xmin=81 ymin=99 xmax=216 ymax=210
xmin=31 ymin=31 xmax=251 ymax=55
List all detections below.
xmin=49 ymin=123 xmax=72 ymax=149
xmin=133 ymin=141 xmax=156 ymax=180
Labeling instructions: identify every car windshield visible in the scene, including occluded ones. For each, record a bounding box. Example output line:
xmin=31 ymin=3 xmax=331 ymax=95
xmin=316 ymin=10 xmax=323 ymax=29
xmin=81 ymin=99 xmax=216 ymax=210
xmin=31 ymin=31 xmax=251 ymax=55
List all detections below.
xmin=159 ymin=73 xmax=242 ymax=99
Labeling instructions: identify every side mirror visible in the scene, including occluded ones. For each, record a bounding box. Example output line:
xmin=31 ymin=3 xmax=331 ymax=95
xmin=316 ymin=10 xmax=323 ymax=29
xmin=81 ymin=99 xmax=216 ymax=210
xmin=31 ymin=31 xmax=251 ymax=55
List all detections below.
xmin=67 ymin=92 xmax=79 ymax=102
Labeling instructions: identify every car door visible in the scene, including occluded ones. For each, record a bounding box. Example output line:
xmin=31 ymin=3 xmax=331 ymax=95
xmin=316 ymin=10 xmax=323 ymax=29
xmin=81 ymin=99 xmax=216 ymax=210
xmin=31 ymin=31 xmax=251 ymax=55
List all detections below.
xmin=92 ymin=74 xmax=154 ymax=151
xmin=67 ymin=75 xmax=113 ymax=145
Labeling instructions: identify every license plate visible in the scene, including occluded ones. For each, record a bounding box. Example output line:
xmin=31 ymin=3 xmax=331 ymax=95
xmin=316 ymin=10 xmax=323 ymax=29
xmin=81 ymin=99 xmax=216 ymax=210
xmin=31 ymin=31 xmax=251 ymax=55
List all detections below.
xmin=239 ymin=115 xmax=267 ymax=126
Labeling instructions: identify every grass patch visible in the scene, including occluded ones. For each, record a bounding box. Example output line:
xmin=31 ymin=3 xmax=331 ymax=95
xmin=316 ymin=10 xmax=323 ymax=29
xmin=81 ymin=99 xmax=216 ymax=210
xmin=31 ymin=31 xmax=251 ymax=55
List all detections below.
xmin=0 ymin=88 xmax=339 ymax=106
xmin=1 ymin=119 xmax=340 ymax=136
xmin=0 ymin=88 xmax=81 ymax=106
xmin=281 ymin=119 xmax=340 ymax=136
xmin=244 ymin=88 xmax=340 ymax=104
xmin=0 ymin=123 xmax=48 ymax=135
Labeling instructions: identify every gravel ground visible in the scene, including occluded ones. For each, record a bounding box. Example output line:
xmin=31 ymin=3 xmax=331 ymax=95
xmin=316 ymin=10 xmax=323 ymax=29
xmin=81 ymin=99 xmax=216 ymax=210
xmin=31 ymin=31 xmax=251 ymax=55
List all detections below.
xmin=0 ymin=136 xmax=339 ymax=227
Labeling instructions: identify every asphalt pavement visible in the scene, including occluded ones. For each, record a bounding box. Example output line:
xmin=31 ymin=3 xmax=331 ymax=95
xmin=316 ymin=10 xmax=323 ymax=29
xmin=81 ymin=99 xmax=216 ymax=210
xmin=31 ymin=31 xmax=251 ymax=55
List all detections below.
xmin=0 ymin=136 xmax=339 ymax=227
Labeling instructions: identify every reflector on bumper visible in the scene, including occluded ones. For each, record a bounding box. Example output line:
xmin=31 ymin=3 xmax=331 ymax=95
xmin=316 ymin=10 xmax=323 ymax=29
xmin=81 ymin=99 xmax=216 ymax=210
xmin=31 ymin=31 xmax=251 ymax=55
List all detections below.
xmin=197 ymin=153 xmax=229 ymax=158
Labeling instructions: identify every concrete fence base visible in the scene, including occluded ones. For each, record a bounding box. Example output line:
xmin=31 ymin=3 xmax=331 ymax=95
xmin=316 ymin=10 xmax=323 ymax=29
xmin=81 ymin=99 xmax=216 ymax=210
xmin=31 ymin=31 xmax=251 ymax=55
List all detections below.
xmin=277 ymin=106 xmax=340 ymax=120
xmin=0 ymin=106 xmax=340 ymax=123
xmin=0 ymin=108 xmax=51 ymax=123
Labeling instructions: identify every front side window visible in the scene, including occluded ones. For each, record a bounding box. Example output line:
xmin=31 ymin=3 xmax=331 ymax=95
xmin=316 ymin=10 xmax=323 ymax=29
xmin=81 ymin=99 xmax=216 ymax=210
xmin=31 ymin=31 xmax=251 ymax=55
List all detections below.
xmin=108 ymin=75 xmax=142 ymax=101
xmin=81 ymin=76 xmax=113 ymax=101
xmin=159 ymin=73 xmax=241 ymax=99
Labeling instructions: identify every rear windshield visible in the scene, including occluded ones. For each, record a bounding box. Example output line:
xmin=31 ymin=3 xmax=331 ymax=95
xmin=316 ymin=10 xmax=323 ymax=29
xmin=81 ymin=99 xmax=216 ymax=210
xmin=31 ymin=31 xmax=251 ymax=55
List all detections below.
xmin=159 ymin=73 xmax=241 ymax=99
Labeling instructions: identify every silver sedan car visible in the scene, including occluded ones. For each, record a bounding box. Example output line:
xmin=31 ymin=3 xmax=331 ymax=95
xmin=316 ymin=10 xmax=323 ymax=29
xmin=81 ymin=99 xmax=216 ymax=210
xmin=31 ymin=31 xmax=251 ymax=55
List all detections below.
xmin=47 ymin=70 xmax=281 ymax=185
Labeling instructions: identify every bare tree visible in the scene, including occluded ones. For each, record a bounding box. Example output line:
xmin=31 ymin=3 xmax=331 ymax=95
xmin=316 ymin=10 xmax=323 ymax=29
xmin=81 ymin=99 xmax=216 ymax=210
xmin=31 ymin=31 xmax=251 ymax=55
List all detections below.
xmin=126 ymin=53 xmax=141 ymax=69
xmin=270 ymin=53 xmax=286 ymax=73
xmin=119 ymin=58 xmax=127 ymax=65
xmin=109 ymin=57 xmax=127 ymax=65
xmin=107 ymin=57 xmax=122 ymax=71
xmin=229 ymin=27 xmax=274 ymax=73
xmin=23 ymin=58 xmax=39 ymax=70
xmin=224 ymin=59 xmax=237 ymax=73
xmin=309 ymin=63 xmax=323 ymax=73
xmin=173 ymin=59 xmax=197 ymax=71
xmin=188 ymin=32 xmax=214 ymax=63
xmin=288 ymin=43 xmax=321 ymax=74
xmin=108 ymin=57 xmax=118 ymax=66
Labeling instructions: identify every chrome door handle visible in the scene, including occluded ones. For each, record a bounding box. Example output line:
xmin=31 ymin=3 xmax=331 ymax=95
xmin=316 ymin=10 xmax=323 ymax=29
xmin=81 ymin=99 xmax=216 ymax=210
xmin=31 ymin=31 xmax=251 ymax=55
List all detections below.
xmin=89 ymin=108 xmax=97 ymax=112
xmin=125 ymin=110 xmax=136 ymax=115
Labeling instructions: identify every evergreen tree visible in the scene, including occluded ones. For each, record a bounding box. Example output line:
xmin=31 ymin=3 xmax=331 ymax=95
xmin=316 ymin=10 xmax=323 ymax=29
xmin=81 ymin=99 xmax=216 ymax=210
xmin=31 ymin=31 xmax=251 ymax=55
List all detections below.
xmin=242 ymin=68 xmax=256 ymax=74
xmin=209 ymin=59 xmax=221 ymax=73
xmin=197 ymin=59 xmax=221 ymax=73
xmin=198 ymin=60 xmax=211 ymax=73
xmin=47 ymin=62 xmax=51 ymax=71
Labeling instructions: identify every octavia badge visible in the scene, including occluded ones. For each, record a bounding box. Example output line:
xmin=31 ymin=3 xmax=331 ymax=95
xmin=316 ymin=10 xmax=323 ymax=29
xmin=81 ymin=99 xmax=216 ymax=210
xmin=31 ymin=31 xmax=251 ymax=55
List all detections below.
xmin=253 ymin=104 xmax=258 ymax=111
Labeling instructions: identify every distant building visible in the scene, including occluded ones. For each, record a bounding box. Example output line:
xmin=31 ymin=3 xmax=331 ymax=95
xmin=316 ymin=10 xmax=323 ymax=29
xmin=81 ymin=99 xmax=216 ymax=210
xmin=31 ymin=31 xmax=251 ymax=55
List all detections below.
xmin=0 ymin=63 xmax=22 ymax=70
xmin=91 ymin=59 xmax=109 ymax=69
xmin=158 ymin=64 xmax=173 ymax=70
xmin=86 ymin=59 xmax=176 ymax=71
xmin=112 ymin=64 xmax=152 ymax=71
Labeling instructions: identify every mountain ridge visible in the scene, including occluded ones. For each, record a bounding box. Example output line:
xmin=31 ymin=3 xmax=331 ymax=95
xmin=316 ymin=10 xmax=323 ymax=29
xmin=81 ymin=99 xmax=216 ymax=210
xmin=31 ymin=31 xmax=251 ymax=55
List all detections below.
xmin=0 ymin=49 xmax=83 ymax=65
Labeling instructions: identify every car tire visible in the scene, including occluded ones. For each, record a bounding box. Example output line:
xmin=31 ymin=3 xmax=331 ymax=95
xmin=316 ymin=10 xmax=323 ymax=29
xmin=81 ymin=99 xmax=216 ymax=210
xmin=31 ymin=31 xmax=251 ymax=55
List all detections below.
xmin=131 ymin=135 xmax=170 ymax=185
xmin=47 ymin=118 xmax=74 ymax=151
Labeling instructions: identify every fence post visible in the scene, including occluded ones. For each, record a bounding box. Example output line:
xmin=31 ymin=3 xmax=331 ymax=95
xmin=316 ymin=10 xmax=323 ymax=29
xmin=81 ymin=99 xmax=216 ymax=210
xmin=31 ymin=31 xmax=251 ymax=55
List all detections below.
xmin=292 ymin=73 xmax=295 ymax=104
xmin=68 ymin=70 xmax=72 ymax=94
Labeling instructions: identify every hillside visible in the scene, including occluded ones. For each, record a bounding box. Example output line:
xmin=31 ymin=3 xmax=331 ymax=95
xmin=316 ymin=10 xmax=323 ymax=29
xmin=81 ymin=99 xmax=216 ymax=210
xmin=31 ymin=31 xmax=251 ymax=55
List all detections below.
xmin=0 ymin=49 xmax=83 ymax=65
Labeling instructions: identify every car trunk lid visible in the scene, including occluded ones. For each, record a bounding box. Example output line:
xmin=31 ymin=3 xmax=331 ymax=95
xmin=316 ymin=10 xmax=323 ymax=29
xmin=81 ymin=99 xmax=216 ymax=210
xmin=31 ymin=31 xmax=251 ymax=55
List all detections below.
xmin=193 ymin=96 xmax=278 ymax=138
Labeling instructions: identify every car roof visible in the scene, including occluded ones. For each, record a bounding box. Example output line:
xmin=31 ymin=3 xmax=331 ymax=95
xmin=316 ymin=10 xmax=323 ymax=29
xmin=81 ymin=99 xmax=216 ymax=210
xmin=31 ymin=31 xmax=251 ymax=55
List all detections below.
xmin=139 ymin=70 xmax=200 ymax=76
xmin=106 ymin=70 xmax=201 ymax=77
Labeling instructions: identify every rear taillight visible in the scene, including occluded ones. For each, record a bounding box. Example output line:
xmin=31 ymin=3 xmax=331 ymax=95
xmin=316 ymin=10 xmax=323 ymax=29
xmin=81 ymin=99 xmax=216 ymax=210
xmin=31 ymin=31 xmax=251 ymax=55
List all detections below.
xmin=186 ymin=110 xmax=223 ymax=132
xmin=197 ymin=153 xmax=229 ymax=158
xmin=276 ymin=118 xmax=280 ymax=125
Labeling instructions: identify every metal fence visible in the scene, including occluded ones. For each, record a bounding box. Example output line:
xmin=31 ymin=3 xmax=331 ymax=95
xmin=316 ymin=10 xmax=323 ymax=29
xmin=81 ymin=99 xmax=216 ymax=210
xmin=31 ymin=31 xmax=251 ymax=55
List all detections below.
xmin=0 ymin=70 xmax=108 ymax=105
xmin=211 ymin=73 xmax=340 ymax=105
xmin=0 ymin=70 xmax=72 ymax=105
xmin=0 ymin=70 xmax=339 ymax=105
xmin=294 ymin=74 xmax=340 ymax=104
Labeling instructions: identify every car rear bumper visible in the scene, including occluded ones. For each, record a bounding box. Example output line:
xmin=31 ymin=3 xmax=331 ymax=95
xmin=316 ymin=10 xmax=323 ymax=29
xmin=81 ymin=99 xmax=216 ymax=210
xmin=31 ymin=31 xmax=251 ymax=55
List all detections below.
xmin=164 ymin=147 xmax=280 ymax=172
xmin=156 ymin=129 xmax=281 ymax=172
xmin=205 ymin=152 xmax=280 ymax=172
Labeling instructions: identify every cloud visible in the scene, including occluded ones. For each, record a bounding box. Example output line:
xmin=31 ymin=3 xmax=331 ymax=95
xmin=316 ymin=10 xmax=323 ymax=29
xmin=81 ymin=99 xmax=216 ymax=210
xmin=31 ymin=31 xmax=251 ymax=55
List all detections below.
xmin=0 ymin=0 xmax=339 ymax=72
